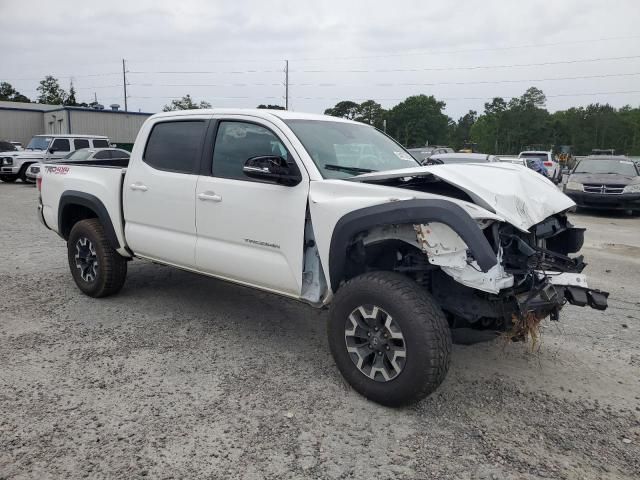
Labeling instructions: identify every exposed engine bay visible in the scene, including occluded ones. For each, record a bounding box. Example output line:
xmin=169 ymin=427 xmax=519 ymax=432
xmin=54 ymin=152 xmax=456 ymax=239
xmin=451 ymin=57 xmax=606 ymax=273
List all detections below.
xmin=342 ymin=171 xmax=610 ymax=335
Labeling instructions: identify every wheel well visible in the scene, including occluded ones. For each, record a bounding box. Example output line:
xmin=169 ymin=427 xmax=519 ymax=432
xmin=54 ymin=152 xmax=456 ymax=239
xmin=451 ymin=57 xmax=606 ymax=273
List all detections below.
xmin=343 ymin=235 xmax=434 ymax=287
xmin=60 ymin=204 xmax=98 ymax=240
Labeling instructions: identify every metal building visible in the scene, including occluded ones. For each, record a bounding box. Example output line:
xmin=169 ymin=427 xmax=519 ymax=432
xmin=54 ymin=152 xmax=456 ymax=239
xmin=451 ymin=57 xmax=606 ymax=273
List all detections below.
xmin=0 ymin=101 xmax=153 ymax=148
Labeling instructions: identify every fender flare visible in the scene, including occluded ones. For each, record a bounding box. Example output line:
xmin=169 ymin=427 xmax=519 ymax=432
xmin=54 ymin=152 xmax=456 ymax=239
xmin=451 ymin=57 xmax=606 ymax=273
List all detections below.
xmin=58 ymin=190 xmax=120 ymax=250
xmin=328 ymin=199 xmax=498 ymax=292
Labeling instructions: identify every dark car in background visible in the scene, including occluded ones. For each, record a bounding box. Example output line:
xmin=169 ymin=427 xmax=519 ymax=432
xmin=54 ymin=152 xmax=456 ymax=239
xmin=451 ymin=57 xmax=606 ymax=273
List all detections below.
xmin=564 ymin=156 xmax=640 ymax=214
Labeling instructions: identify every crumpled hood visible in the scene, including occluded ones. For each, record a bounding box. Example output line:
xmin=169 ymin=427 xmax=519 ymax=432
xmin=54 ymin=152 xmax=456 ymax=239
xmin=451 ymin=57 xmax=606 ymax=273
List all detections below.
xmin=353 ymin=162 xmax=575 ymax=231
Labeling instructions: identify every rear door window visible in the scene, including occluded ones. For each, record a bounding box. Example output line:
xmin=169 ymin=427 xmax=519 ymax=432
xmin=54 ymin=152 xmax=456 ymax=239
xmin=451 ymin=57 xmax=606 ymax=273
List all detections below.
xmin=51 ymin=138 xmax=70 ymax=152
xmin=93 ymin=151 xmax=111 ymax=160
xmin=143 ymin=121 xmax=207 ymax=174
xmin=74 ymin=139 xmax=90 ymax=150
xmin=92 ymin=139 xmax=109 ymax=148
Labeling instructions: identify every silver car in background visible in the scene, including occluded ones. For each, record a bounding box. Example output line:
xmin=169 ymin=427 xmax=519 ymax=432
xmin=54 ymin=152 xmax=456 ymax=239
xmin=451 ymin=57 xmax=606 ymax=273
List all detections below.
xmin=26 ymin=148 xmax=130 ymax=181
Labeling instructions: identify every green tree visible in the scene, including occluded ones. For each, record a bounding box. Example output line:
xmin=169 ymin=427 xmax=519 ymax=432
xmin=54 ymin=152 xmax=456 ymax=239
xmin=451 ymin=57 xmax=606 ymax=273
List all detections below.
xmin=0 ymin=81 xmax=31 ymax=103
xmin=324 ymin=100 xmax=360 ymax=120
xmin=448 ymin=110 xmax=477 ymax=150
xmin=385 ymin=94 xmax=450 ymax=147
xmin=355 ymin=100 xmax=386 ymax=128
xmin=37 ymin=76 xmax=67 ymax=105
xmin=162 ymin=94 xmax=212 ymax=111
xmin=64 ymin=81 xmax=79 ymax=106
xmin=257 ymin=104 xmax=286 ymax=110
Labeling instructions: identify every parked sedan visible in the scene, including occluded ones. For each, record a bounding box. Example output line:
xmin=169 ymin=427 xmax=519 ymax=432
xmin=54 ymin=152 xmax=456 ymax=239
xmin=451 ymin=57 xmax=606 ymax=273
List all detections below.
xmin=564 ymin=156 xmax=640 ymax=214
xmin=25 ymin=148 xmax=130 ymax=181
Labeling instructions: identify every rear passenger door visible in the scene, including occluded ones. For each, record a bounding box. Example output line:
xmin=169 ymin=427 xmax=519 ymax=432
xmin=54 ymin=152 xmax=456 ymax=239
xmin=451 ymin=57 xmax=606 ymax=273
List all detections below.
xmin=124 ymin=119 xmax=209 ymax=269
xmin=195 ymin=118 xmax=310 ymax=295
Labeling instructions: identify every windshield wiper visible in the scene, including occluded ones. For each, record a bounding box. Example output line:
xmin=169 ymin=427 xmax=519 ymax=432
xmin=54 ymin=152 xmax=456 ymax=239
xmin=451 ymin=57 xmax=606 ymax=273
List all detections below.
xmin=324 ymin=164 xmax=377 ymax=174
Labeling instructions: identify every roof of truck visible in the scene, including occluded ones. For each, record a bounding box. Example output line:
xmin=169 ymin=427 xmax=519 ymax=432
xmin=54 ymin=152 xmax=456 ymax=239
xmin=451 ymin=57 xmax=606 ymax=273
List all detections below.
xmin=150 ymin=108 xmax=358 ymax=124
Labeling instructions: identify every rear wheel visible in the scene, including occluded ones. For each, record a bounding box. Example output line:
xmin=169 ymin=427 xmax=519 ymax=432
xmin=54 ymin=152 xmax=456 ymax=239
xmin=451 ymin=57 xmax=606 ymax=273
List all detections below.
xmin=67 ymin=219 xmax=127 ymax=298
xmin=0 ymin=174 xmax=17 ymax=183
xmin=328 ymin=271 xmax=451 ymax=407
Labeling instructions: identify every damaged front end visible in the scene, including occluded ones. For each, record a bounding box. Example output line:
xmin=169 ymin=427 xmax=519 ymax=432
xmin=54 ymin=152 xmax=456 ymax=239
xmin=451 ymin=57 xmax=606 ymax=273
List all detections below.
xmin=419 ymin=214 xmax=608 ymax=335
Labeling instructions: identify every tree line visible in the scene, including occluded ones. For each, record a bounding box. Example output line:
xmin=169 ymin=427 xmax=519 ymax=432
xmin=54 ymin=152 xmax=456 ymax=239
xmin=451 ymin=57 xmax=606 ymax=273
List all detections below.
xmin=0 ymin=76 xmax=93 ymax=107
xmin=323 ymin=87 xmax=640 ymax=156
xmin=3 ymin=76 xmax=639 ymax=155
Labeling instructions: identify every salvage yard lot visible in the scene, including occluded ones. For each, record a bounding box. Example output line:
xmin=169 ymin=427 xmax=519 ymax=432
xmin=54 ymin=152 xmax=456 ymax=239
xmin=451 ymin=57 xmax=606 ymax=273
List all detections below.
xmin=0 ymin=183 xmax=639 ymax=479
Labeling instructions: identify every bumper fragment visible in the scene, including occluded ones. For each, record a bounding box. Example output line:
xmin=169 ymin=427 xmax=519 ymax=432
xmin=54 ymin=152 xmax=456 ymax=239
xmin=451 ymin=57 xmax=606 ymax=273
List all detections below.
xmin=564 ymin=286 xmax=608 ymax=310
xmin=566 ymin=192 xmax=640 ymax=210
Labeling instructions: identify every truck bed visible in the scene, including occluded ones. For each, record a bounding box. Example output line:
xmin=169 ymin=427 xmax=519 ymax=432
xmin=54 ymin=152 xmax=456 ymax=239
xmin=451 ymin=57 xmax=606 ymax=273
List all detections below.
xmin=40 ymin=163 xmax=129 ymax=255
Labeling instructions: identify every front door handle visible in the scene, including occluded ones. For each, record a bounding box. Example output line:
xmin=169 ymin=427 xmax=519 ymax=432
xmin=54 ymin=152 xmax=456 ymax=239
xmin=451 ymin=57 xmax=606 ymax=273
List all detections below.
xmin=197 ymin=191 xmax=222 ymax=202
xmin=129 ymin=183 xmax=148 ymax=192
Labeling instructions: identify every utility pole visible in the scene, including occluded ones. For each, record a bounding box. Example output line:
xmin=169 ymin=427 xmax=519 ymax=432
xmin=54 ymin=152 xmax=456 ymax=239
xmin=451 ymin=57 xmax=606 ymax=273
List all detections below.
xmin=122 ymin=58 xmax=128 ymax=112
xmin=284 ymin=59 xmax=289 ymax=110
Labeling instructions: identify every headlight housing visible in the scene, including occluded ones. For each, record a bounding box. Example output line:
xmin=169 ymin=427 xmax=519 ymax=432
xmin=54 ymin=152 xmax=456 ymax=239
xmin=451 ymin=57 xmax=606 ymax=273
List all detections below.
xmin=565 ymin=181 xmax=583 ymax=192
xmin=623 ymin=183 xmax=640 ymax=194
xmin=2 ymin=157 xmax=13 ymax=165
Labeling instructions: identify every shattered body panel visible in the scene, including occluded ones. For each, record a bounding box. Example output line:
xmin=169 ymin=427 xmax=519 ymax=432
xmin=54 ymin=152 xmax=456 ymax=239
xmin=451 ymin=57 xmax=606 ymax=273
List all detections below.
xmin=308 ymin=163 xmax=607 ymax=330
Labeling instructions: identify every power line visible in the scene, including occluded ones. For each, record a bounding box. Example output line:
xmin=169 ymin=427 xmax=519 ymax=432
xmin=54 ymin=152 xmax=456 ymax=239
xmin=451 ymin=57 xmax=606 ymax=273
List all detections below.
xmin=123 ymin=89 xmax=640 ymax=102
xmin=121 ymin=71 xmax=640 ymax=89
xmin=288 ymin=34 xmax=640 ymax=62
xmin=124 ymin=53 xmax=640 ymax=77
xmin=293 ymin=55 xmax=640 ymax=74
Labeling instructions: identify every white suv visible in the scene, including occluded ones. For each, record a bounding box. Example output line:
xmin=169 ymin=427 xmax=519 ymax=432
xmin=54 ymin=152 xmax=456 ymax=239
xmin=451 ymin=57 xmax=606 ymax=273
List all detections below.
xmin=518 ymin=151 xmax=561 ymax=183
xmin=0 ymin=134 xmax=110 ymax=183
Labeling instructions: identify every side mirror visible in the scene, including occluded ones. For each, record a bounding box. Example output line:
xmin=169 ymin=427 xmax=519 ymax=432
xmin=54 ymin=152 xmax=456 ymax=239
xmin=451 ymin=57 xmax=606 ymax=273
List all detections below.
xmin=48 ymin=147 xmax=56 ymax=154
xmin=243 ymin=155 xmax=301 ymax=186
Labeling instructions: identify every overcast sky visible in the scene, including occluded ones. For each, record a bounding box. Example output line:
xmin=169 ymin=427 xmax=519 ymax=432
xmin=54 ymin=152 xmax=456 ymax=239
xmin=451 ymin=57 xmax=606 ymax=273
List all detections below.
xmin=1 ymin=0 xmax=639 ymax=118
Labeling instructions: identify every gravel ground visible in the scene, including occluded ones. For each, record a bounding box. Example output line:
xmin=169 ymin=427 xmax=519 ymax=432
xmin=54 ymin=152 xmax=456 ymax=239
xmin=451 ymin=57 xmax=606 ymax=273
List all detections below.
xmin=1 ymin=182 xmax=639 ymax=479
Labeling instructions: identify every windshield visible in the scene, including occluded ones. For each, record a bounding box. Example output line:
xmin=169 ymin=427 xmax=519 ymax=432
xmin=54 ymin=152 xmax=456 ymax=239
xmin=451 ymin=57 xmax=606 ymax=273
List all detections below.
xmin=574 ymin=158 xmax=639 ymax=176
xmin=284 ymin=120 xmax=419 ymax=179
xmin=63 ymin=149 xmax=94 ymax=161
xmin=26 ymin=136 xmax=52 ymax=151
xmin=520 ymin=153 xmax=548 ymax=161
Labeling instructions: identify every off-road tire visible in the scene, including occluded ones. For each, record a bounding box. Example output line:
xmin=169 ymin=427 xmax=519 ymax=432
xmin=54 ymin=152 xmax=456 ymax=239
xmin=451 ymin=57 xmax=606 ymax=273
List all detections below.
xmin=67 ymin=219 xmax=127 ymax=298
xmin=328 ymin=271 xmax=451 ymax=407
xmin=0 ymin=174 xmax=17 ymax=183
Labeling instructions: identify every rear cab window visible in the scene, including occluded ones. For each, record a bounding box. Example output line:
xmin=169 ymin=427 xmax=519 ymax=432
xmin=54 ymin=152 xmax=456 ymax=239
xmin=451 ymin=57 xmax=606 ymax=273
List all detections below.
xmin=143 ymin=121 xmax=207 ymax=174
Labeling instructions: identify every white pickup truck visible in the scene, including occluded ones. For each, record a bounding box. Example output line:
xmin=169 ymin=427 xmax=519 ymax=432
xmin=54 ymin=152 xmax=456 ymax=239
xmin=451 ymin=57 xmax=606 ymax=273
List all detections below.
xmin=39 ymin=109 xmax=608 ymax=406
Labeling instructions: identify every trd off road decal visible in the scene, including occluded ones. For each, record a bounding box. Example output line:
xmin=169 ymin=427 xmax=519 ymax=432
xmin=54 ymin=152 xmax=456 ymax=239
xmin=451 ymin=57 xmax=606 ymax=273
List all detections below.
xmin=44 ymin=165 xmax=70 ymax=175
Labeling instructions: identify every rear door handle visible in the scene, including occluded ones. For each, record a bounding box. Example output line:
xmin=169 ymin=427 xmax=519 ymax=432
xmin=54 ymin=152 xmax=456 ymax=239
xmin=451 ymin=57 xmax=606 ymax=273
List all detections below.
xmin=129 ymin=183 xmax=148 ymax=192
xmin=197 ymin=191 xmax=222 ymax=202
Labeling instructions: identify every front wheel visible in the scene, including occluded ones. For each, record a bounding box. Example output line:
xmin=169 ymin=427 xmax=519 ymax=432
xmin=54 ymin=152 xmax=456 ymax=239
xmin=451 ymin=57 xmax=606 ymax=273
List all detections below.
xmin=67 ymin=219 xmax=127 ymax=298
xmin=328 ymin=271 xmax=452 ymax=407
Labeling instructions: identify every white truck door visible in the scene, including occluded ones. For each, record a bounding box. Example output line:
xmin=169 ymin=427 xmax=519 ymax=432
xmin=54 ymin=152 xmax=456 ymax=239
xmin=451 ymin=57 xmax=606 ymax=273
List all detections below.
xmin=124 ymin=119 xmax=208 ymax=269
xmin=195 ymin=119 xmax=309 ymax=296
